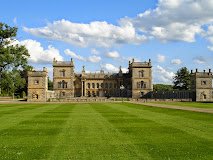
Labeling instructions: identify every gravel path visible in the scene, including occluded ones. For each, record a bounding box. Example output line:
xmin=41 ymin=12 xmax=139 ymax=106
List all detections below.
xmin=128 ymin=102 xmax=213 ymax=114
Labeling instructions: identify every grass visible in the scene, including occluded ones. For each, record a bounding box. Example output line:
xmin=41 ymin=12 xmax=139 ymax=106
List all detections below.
xmin=153 ymin=102 xmax=213 ymax=109
xmin=0 ymin=103 xmax=212 ymax=159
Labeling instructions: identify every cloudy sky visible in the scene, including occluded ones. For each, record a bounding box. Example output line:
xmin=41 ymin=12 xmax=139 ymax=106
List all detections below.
xmin=1 ymin=0 xmax=213 ymax=84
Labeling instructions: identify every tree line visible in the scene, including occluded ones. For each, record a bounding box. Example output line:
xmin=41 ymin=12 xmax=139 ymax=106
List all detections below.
xmin=0 ymin=22 xmax=190 ymax=97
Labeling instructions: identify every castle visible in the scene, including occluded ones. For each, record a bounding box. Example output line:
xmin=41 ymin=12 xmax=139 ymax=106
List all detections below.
xmin=27 ymin=58 xmax=153 ymax=102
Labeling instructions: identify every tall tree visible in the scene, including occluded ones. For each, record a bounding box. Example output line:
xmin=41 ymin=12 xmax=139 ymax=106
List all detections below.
xmin=0 ymin=22 xmax=31 ymax=95
xmin=173 ymin=67 xmax=190 ymax=90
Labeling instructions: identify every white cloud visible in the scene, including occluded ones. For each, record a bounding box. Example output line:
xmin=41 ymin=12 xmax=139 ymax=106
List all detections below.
xmin=193 ymin=57 xmax=208 ymax=64
xmin=11 ymin=39 xmax=63 ymax=64
xmin=100 ymin=64 xmax=119 ymax=72
xmin=207 ymin=46 xmax=213 ymax=51
xmin=64 ymin=49 xmax=86 ymax=61
xmin=153 ymin=65 xmax=175 ymax=84
xmin=91 ymin=48 xmax=99 ymax=55
xmin=121 ymin=0 xmax=213 ymax=43
xmin=171 ymin=59 xmax=182 ymax=65
xmin=88 ymin=55 xmax=101 ymax=63
xmin=156 ymin=54 xmax=165 ymax=63
xmin=13 ymin=17 xmax=17 ymax=24
xmin=122 ymin=68 xmax=128 ymax=73
xmin=105 ymin=51 xmax=121 ymax=59
xmin=23 ymin=19 xmax=150 ymax=48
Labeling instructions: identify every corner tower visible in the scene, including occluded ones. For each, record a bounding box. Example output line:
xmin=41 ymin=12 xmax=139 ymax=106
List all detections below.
xmin=27 ymin=67 xmax=48 ymax=102
xmin=130 ymin=59 xmax=153 ymax=98
xmin=190 ymin=69 xmax=213 ymax=101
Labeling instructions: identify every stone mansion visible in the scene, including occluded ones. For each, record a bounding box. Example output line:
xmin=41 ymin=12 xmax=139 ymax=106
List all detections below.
xmin=27 ymin=58 xmax=213 ymax=102
xmin=27 ymin=58 xmax=153 ymax=102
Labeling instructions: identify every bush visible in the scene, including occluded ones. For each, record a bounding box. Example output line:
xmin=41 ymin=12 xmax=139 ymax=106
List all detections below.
xmin=22 ymin=91 xmax=26 ymax=98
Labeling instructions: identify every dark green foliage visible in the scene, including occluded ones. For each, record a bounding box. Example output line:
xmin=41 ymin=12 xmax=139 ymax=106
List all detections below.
xmin=153 ymin=84 xmax=174 ymax=91
xmin=0 ymin=103 xmax=212 ymax=159
xmin=0 ymin=22 xmax=31 ymax=95
xmin=173 ymin=67 xmax=190 ymax=90
xmin=48 ymin=79 xmax=53 ymax=90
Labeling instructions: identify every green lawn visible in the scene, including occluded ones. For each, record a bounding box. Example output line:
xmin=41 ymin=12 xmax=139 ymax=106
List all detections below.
xmin=0 ymin=103 xmax=212 ymax=159
xmin=153 ymin=102 xmax=213 ymax=109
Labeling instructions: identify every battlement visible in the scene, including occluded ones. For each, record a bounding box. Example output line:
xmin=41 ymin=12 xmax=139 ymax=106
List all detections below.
xmin=190 ymin=69 xmax=212 ymax=77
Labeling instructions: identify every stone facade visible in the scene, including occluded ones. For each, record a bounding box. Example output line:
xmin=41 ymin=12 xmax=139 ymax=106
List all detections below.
xmin=190 ymin=69 xmax=213 ymax=102
xmin=27 ymin=67 xmax=48 ymax=102
xmin=53 ymin=58 xmax=153 ymax=99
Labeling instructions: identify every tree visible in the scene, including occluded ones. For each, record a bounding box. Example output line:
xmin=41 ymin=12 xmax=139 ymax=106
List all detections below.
xmin=153 ymin=84 xmax=174 ymax=92
xmin=173 ymin=67 xmax=190 ymax=90
xmin=48 ymin=79 xmax=53 ymax=90
xmin=0 ymin=22 xmax=31 ymax=95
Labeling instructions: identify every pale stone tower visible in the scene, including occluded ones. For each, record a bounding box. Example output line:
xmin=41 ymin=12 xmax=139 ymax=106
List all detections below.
xmin=53 ymin=58 xmax=75 ymax=98
xmin=27 ymin=67 xmax=48 ymax=102
xmin=190 ymin=69 xmax=213 ymax=101
xmin=130 ymin=59 xmax=153 ymax=99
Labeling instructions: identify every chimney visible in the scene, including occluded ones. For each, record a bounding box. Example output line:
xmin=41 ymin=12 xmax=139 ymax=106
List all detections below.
xmin=196 ymin=68 xmax=198 ymax=73
xmin=43 ymin=67 xmax=47 ymax=72
xmin=209 ymin=69 xmax=212 ymax=73
xmin=191 ymin=70 xmax=193 ymax=74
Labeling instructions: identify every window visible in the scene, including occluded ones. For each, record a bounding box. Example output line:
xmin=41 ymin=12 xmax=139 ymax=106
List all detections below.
xmin=139 ymin=70 xmax=144 ymax=77
xmin=97 ymin=91 xmax=99 ymax=97
xmin=105 ymin=83 xmax=108 ymax=89
xmin=88 ymin=91 xmax=91 ymax=97
xmin=114 ymin=83 xmax=117 ymax=88
xmin=92 ymin=83 xmax=95 ymax=88
xmin=97 ymin=83 xmax=99 ymax=89
xmin=92 ymin=91 xmax=95 ymax=97
xmin=144 ymin=83 xmax=146 ymax=88
xmin=202 ymin=81 xmax=207 ymax=85
xmin=204 ymin=94 xmax=207 ymax=99
xmin=88 ymin=83 xmax=90 ymax=89
xmin=110 ymin=83 xmax=112 ymax=89
xmin=58 ymin=82 xmax=61 ymax=88
xmin=62 ymin=92 xmax=65 ymax=96
xmin=62 ymin=80 xmax=67 ymax=88
xmin=60 ymin=70 xmax=65 ymax=77
xmin=35 ymin=80 xmax=39 ymax=84
xmin=141 ymin=81 xmax=144 ymax=88
xmin=101 ymin=83 xmax=104 ymax=88
xmin=32 ymin=94 xmax=39 ymax=99
xmin=137 ymin=82 xmax=140 ymax=89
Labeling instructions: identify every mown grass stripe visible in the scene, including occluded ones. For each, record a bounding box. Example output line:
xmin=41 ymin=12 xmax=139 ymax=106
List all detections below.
xmin=101 ymin=103 xmax=213 ymax=159
xmin=109 ymin=103 xmax=213 ymax=141
xmin=48 ymin=103 xmax=152 ymax=160
xmin=0 ymin=104 xmax=60 ymax=131
xmin=0 ymin=104 xmax=74 ymax=160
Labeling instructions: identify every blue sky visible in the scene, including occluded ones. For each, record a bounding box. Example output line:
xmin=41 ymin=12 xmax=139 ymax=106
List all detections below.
xmin=1 ymin=0 xmax=213 ymax=84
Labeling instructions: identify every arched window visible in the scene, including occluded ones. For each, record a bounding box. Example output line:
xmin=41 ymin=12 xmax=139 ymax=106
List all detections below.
xmin=97 ymin=91 xmax=99 ymax=97
xmin=92 ymin=83 xmax=95 ymax=88
xmin=88 ymin=83 xmax=90 ymax=89
xmin=110 ymin=83 xmax=112 ymax=89
xmin=62 ymin=80 xmax=67 ymax=88
xmin=101 ymin=83 xmax=104 ymax=88
xmin=97 ymin=83 xmax=99 ymax=88
xmin=141 ymin=81 xmax=144 ymax=88
xmin=105 ymin=83 xmax=108 ymax=89
xmin=88 ymin=91 xmax=90 ymax=97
